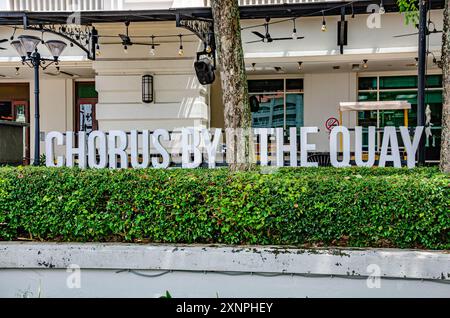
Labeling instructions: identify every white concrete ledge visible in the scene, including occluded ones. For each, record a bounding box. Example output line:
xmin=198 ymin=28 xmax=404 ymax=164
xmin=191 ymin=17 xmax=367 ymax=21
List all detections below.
xmin=0 ymin=243 xmax=449 ymax=281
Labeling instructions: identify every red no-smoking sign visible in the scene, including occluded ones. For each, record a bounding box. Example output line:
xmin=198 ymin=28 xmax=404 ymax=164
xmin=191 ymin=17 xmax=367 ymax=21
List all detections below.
xmin=325 ymin=117 xmax=340 ymax=132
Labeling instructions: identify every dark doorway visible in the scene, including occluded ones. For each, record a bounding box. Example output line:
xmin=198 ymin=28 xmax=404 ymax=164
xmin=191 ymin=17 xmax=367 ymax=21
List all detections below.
xmin=0 ymin=83 xmax=30 ymax=164
xmin=75 ymin=82 xmax=98 ymax=137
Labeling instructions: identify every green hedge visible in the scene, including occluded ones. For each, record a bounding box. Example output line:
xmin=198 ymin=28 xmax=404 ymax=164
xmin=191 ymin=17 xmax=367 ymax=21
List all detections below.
xmin=0 ymin=167 xmax=448 ymax=249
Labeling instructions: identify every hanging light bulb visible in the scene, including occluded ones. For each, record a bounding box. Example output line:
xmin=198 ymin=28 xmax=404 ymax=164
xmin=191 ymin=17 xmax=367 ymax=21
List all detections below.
xmin=362 ymin=59 xmax=368 ymax=69
xmin=96 ymin=43 xmax=101 ymax=56
xmin=321 ymin=11 xmax=327 ymax=32
xmin=56 ymin=67 xmax=61 ymax=75
xmin=297 ymin=62 xmax=303 ymax=71
xmin=291 ymin=19 xmax=298 ymax=39
xmin=415 ymin=57 xmax=419 ymax=67
xmin=123 ymin=45 xmax=128 ymax=54
xmin=205 ymin=45 xmax=212 ymax=54
xmin=150 ymin=36 xmax=156 ymax=56
xmin=15 ymin=67 xmax=20 ymax=76
xmin=251 ymin=63 xmax=256 ymax=71
xmin=178 ymin=34 xmax=184 ymax=56
xmin=379 ymin=0 xmax=385 ymax=14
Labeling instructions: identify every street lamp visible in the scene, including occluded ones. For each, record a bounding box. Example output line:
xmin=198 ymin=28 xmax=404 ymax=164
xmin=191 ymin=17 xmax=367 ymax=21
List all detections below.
xmin=11 ymin=35 xmax=67 ymax=166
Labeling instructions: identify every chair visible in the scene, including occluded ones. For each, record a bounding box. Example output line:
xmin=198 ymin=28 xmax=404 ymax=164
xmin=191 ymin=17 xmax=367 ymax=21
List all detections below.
xmin=307 ymin=153 xmax=331 ymax=167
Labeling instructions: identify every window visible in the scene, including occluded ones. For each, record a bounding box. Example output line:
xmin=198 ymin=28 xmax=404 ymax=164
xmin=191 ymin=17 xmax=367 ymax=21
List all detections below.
xmin=75 ymin=82 xmax=98 ymax=135
xmin=248 ymin=78 xmax=304 ymax=131
xmin=0 ymin=101 xmax=13 ymax=121
xmin=358 ymin=75 xmax=443 ymax=161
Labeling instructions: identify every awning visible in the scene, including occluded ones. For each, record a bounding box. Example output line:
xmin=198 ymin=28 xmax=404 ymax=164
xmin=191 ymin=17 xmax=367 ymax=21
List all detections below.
xmin=0 ymin=0 xmax=444 ymax=26
xmin=339 ymin=101 xmax=411 ymax=111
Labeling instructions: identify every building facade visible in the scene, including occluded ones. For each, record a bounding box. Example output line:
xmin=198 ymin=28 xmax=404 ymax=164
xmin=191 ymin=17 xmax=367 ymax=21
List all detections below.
xmin=0 ymin=0 xmax=445 ymax=164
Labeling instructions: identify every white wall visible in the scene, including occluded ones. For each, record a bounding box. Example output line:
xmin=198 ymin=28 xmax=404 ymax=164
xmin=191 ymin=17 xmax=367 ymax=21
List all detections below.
xmin=93 ymin=22 xmax=209 ymax=136
xmin=3 ymin=268 xmax=450 ymax=298
xmin=304 ymin=72 xmax=357 ymax=151
xmin=29 ymin=79 xmax=74 ymax=159
xmin=241 ymin=11 xmax=443 ymax=61
xmin=95 ymin=72 xmax=208 ymax=132
xmin=1 ymin=243 xmax=449 ymax=298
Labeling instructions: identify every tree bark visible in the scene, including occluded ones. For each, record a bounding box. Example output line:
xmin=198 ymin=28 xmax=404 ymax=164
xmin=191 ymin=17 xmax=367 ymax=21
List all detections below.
xmin=441 ymin=0 xmax=450 ymax=173
xmin=211 ymin=0 xmax=254 ymax=171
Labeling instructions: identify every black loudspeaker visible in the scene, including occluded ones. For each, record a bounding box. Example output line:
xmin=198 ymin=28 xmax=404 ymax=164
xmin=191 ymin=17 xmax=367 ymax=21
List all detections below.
xmin=194 ymin=58 xmax=215 ymax=85
xmin=337 ymin=20 xmax=348 ymax=55
xmin=249 ymin=95 xmax=260 ymax=112
xmin=337 ymin=20 xmax=348 ymax=46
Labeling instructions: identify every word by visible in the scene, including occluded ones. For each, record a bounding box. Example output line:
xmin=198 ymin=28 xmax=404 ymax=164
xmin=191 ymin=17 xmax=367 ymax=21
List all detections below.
xmin=45 ymin=126 xmax=424 ymax=169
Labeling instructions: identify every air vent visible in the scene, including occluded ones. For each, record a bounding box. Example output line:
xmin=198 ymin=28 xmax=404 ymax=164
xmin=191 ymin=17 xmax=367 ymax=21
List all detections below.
xmin=351 ymin=64 xmax=360 ymax=71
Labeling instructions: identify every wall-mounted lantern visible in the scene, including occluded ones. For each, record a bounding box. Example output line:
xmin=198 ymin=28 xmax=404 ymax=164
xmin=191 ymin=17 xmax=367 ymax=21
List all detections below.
xmin=142 ymin=75 xmax=154 ymax=103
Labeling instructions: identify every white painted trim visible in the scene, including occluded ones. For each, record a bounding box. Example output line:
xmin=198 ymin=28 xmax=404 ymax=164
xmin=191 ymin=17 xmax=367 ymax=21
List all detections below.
xmin=359 ymin=69 xmax=443 ymax=77
xmin=247 ymin=74 xmax=304 ymax=80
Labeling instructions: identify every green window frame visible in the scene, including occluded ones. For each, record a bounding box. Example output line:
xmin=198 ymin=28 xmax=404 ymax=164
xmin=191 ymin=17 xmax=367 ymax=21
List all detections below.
xmin=357 ymin=74 xmax=443 ymax=161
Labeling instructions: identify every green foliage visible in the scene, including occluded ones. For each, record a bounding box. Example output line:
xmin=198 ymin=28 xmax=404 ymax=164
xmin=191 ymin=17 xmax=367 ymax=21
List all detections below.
xmin=396 ymin=0 xmax=419 ymax=25
xmin=38 ymin=154 xmax=47 ymax=167
xmin=160 ymin=291 xmax=172 ymax=298
xmin=0 ymin=166 xmax=448 ymax=249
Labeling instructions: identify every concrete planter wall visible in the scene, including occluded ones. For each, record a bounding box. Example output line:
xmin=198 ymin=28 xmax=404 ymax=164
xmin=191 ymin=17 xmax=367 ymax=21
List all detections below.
xmin=0 ymin=243 xmax=449 ymax=298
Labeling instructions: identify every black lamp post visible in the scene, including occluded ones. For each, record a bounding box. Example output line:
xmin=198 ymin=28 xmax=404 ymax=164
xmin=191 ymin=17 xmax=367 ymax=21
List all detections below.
xmin=11 ymin=35 xmax=67 ymax=166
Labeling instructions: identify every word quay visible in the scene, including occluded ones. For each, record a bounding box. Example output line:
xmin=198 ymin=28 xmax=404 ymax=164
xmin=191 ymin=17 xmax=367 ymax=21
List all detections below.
xmin=45 ymin=126 xmax=424 ymax=169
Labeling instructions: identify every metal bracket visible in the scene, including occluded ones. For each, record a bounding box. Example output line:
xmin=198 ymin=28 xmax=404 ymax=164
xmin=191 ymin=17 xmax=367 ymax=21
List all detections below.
xmin=22 ymin=13 xmax=97 ymax=61
xmin=176 ymin=14 xmax=216 ymax=67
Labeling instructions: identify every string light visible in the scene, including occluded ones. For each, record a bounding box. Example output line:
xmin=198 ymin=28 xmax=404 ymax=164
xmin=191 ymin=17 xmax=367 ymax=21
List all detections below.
xmin=96 ymin=43 xmax=101 ymax=56
xmin=150 ymin=35 xmax=156 ymax=56
xmin=10 ymin=27 xmax=16 ymax=41
xmin=239 ymin=0 xmax=357 ymax=32
xmin=206 ymin=44 xmax=212 ymax=54
xmin=321 ymin=11 xmax=327 ymax=32
xmin=178 ymin=34 xmax=184 ymax=56
xmin=15 ymin=67 xmax=20 ymax=76
xmin=297 ymin=62 xmax=303 ymax=70
xmin=362 ymin=59 xmax=368 ymax=69
xmin=251 ymin=63 xmax=256 ymax=71
xmin=123 ymin=45 xmax=128 ymax=54
xmin=291 ymin=19 xmax=298 ymax=39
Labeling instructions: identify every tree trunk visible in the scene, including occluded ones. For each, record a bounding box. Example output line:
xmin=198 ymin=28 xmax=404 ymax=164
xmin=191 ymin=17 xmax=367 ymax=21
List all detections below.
xmin=211 ymin=0 xmax=254 ymax=171
xmin=441 ymin=0 xmax=450 ymax=173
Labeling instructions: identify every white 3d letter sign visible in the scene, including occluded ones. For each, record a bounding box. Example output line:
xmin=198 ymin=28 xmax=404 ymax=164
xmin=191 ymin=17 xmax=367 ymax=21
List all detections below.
xmin=45 ymin=126 xmax=424 ymax=169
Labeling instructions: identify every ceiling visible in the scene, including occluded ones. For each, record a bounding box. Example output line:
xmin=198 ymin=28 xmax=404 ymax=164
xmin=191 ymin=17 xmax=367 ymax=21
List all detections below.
xmin=245 ymin=55 xmax=442 ymax=75
xmin=0 ymin=55 xmax=442 ymax=80
xmin=0 ymin=62 xmax=95 ymax=79
xmin=1 ymin=0 xmax=441 ymax=26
